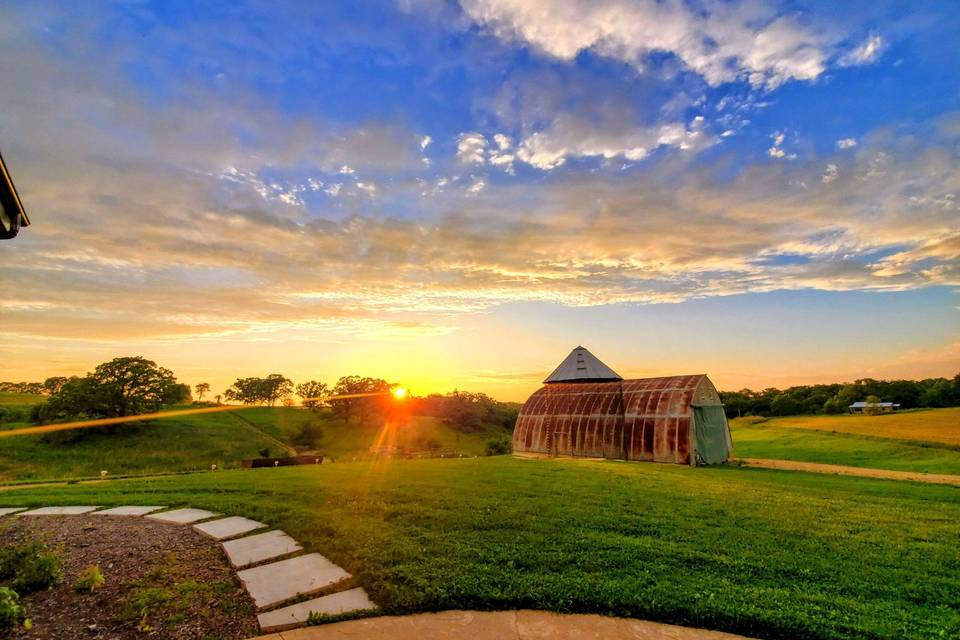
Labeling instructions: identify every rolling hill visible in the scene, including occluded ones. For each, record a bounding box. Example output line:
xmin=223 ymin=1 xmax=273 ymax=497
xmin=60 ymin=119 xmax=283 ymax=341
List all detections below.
xmin=0 ymin=394 xmax=510 ymax=482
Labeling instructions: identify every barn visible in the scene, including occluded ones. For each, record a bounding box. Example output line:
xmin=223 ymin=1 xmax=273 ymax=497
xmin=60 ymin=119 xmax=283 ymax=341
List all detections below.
xmin=513 ymin=346 xmax=732 ymax=465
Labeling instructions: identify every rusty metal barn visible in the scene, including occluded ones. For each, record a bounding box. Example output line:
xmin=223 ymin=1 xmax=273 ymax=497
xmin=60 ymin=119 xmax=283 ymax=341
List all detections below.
xmin=513 ymin=346 xmax=732 ymax=465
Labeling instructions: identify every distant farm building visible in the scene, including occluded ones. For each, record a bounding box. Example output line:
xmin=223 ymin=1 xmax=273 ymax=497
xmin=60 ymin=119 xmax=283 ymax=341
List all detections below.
xmin=848 ymin=401 xmax=901 ymax=414
xmin=513 ymin=347 xmax=732 ymax=465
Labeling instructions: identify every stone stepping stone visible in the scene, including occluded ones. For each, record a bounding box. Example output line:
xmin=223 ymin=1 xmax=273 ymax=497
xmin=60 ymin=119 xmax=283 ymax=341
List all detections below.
xmin=237 ymin=553 xmax=350 ymax=610
xmin=93 ymin=506 xmax=165 ymax=516
xmin=257 ymin=587 xmax=377 ymax=632
xmin=146 ymin=508 xmax=220 ymax=524
xmin=20 ymin=506 xmax=100 ymax=515
xmin=0 ymin=508 xmax=26 ymax=516
xmin=193 ymin=516 xmax=266 ymax=540
xmin=221 ymin=530 xmax=303 ymax=568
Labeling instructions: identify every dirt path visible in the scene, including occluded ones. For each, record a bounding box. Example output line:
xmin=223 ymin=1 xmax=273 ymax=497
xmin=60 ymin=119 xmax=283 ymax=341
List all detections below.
xmin=254 ymin=609 xmax=758 ymax=640
xmin=738 ymin=458 xmax=960 ymax=486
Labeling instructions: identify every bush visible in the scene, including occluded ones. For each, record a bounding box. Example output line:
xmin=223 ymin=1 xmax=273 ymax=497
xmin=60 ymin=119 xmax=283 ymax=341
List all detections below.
xmin=0 ymin=541 xmax=44 ymax=579
xmin=485 ymin=438 xmax=512 ymax=456
xmin=292 ymin=422 xmax=323 ymax=449
xmin=0 ymin=587 xmax=22 ymax=630
xmin=0 ymin=541 xmax=63 ymax=594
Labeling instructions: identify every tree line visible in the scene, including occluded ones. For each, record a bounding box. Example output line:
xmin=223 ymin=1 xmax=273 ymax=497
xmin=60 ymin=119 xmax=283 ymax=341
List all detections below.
xmin=720 ymin=374 xmax=960 ymax=418
xmin=4 ymin=357 xmax=519 ymax=436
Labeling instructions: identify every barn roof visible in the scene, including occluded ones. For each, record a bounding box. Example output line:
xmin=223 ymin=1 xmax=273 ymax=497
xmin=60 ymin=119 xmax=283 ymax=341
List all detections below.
xmin=543 ymin=346 xmax=622 ymax=383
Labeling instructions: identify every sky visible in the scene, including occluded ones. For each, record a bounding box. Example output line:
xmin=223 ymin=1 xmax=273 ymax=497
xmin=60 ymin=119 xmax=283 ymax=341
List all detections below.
xmin=1 ymin=0 xmax=958 ymax=402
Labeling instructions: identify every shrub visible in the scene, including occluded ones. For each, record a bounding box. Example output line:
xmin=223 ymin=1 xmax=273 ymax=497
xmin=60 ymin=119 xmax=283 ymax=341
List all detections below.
xmin=293 ymin=422 xmax=323 ymax=449
xmin=11 ymin=546 xmax=62 ymax=593
xmin=257 ymin=447 xmax=271 ymax=458
xmin=0 ymin=587 xmax=22 ymax=630
xmin=485 ymin=438 xmax=511 ymax=456
xmin=74 ymin=564 xmax=105 ymax=593
xmin=0 ymin=540 xmax=44 ymax=579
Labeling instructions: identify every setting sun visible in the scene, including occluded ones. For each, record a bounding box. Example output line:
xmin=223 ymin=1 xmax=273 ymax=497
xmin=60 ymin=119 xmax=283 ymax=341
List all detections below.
xmin=392 ymin=386 xmax=407 ymax=400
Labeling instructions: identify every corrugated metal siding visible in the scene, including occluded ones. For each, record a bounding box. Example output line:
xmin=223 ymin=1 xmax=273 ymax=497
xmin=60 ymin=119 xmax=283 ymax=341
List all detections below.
xmin=514 ymin=375 xmax=713 ymax=465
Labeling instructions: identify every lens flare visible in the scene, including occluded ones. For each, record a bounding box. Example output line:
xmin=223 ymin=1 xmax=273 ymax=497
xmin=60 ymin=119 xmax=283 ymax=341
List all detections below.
xmin=392 ymin=386 xmax=407 ymax=400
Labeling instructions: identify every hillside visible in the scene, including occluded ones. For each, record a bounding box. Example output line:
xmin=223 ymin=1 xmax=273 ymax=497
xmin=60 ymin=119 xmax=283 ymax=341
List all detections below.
xmin=0 ymin=400 xmax=510 ymax=482
xmin=757 ymin=408 xmax=960 ymax=446
xmin=730 ymin=408 xmax=960 ymax=475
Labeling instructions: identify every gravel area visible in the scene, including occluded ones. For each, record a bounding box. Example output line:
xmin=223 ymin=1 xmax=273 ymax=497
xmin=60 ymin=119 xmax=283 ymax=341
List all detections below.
xmin=1 ymin=515 xmax=258 ymax=639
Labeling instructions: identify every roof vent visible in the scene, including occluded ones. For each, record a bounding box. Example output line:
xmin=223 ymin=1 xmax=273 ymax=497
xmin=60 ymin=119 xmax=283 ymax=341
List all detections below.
xmin=543 ymin=346 xmax=622 ymax=383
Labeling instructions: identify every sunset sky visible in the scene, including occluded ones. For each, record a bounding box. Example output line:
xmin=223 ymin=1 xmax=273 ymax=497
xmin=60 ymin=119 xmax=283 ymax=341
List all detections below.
xmin=1 ymin=1 xmax=958 ymax=401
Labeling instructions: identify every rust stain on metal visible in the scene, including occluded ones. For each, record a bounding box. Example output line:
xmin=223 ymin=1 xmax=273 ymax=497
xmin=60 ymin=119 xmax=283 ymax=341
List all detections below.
xmin=514 ymin=374 xmax=723 ymax=465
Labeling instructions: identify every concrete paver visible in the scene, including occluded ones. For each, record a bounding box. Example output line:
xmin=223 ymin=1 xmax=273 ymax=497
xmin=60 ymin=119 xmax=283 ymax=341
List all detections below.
xmin=19 ymin=506 xmax=100 ymax=515
xmin=193 ymin=516 xmax=266 ymax=540
xmin=222 ymin=529 xmax=302 ymax=568
xmin=0 ymin=508 xmax=26 ymax=516
xmin=257 ymin=587 xmax=377 ymax=632
xmin=146 ymin=508 xmax=220 ymax=524
xmin=261 ymin=610 xmax=758 ymax=640
xmin=237 ymin=553 xmax=350 ymax=609
xmin=93 ymin=506 xmax=165 ymax=516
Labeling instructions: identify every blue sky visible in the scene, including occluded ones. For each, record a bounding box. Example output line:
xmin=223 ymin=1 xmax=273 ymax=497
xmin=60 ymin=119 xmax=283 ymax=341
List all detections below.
xmin=1 ymin=1 xmax=958 ymax=399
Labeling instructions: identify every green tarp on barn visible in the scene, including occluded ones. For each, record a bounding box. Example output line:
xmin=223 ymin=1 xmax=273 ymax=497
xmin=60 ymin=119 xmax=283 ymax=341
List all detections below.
xmin=693 ymin=405 xmax=731 ymax=465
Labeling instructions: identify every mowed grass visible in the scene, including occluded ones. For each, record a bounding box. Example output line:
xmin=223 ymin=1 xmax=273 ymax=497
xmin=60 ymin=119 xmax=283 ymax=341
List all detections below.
xmin=763 ymin=408 xmax=960 ymax=447
xmin=0 ymin=392 xmax=45 ymax=407
xmin=239 ymin=407 xmax=501 ymax=458
xmin=0 ymin=410 xmax=282 ymax=481
xmin=731 ymin=419 xmax=960 ymax=475
xmin=1 ymin=458 xmax=958 ymax=640
xmin=0 ymin=406 xmax=503 ymax=481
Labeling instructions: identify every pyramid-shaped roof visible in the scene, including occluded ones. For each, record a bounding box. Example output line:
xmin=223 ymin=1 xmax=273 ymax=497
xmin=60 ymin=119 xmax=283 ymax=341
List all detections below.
xmin=543 ymin=346 xmax=622 ymax=383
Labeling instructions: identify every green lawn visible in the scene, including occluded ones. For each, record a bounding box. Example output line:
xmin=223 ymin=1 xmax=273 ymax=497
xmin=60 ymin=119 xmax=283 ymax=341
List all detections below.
xmin=731 ymin=419 xmax=960 ymax=475
xmin=0 ymin=458 xmax=957 ymax=640
xmin=0 ymin=410 xmax=283 ymax=481
xmin=239 ymin=407 xmax=503 ymax=458
xmin=0 ymin=406 xmax=506 ymax=481
xmin=0 ymin=392 xmax=45 ymax=407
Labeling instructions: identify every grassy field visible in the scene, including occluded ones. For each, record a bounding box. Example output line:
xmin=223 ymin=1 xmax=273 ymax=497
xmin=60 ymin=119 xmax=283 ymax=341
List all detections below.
xmin=0 ymin=458 xmax=957 ymax=640
xmin=0 ymin=400 xmax=507 ymax=481
xmin=0 ymin=392 xmax=45 ymax=407
xmin=731 ymin=417 xmax=960 ymax=475
xmin=759 ymin=408 xmax=960 ymax=447
xmin=237 ymin=407 xmax=503 ymax=458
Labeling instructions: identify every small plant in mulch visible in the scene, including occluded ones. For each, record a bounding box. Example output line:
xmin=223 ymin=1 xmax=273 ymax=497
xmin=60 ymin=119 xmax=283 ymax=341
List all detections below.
xmin=73 ymin=564 xmax=105 ymax=593
xmin=0 ymin=587 xmax=23 ymax=630
xmin=122 ymin=551 xmax=252 ymax=635
xmin=0 ymin=539 xmax=63 ymax=594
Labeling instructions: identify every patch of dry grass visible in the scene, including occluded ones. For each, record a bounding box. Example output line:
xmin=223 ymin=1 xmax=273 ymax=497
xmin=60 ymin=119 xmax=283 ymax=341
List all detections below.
xmin=764 ymin=408 xmax=960 ymax=446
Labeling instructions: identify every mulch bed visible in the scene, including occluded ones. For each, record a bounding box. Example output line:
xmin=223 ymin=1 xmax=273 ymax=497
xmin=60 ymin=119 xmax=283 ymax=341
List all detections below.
xmin=1 ymin=515 xmax=258 ymax=639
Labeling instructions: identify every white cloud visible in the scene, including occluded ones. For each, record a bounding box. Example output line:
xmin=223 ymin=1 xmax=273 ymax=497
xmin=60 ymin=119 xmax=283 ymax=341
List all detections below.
xmin=767 ymin=131 xmax=792 ymax=159
xmin=420 ymin=135 xmax=432 ymax=150
xmin=460 ymin=0 xmax=830 ymax=89
xmin=493 ymin=133 xmax=512 ymax=150
xmin=821 ymin=163 xmax=839 ymax=184
xmin=338 ymin=165 xmax=356 ymax=175
xmin=515 ymin=114 xmax=715 ymax=170
xmin=467 ymin=177 xmax=486 ymax=194
xmin=836 ymin=138 xmax=857 ymax=149
xmin=457 ymin=132 xmax=488 ymax=164
xmin=840 ymin=34 xmax=885 ymax=66
xmin=356 ymin=181 xmax=378 ymax=196
xmin=325 ymin=183 xmax=342 ymax=196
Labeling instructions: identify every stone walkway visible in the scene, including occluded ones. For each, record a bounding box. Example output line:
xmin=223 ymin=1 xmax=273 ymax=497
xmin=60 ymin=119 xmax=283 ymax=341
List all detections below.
xmin=252 ymin=610 xmax=759 ymax=640
xmin=1 ymin=505 xmax=378 ymax=634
